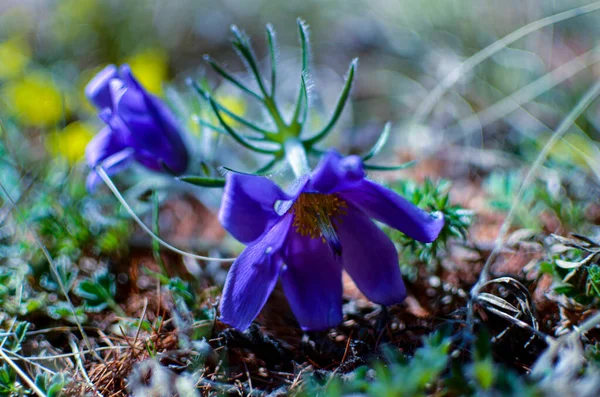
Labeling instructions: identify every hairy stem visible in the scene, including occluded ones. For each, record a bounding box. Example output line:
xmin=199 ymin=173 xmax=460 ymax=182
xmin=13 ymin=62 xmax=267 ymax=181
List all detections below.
xmin=284 ymin=138 xmax=310 ymax=178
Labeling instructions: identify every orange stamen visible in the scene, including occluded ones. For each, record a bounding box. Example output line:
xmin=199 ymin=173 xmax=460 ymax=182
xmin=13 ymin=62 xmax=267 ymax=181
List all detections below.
xmin=291 ymin=193 xmax=347 ymax=239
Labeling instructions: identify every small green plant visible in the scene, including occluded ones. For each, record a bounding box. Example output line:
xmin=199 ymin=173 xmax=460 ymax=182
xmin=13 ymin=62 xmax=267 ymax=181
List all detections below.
xmin=3 ymin=321 xmax=29 ymax=353
xmin=34 ymin=373 xmax=66 ymax=397
xmin=485 ymin=171 xmax=588 ymax=231
xmin=5 ymin=162 xmax=132 ymax=268
xmin=39 ymin=256 xmax=79 ymax=293
xmin=385 ymin=179 xmax=473 ymax=277
xmin=0 ymin=320 xmax=67 ymax=397
xmin=300 ymin=329 xmax=546 ymax=397
xmin=47 ymin=301 xmax=88 ymax=324
xmin=0 ymin=269 xmax=15 ymax=305
xmin=301 ymin=330 xmax=452 ymax=397
xmin=370 ymin=332 xmax=451 ymax=396
xmin=74 ymin=268 xmax=125 ymax=316
xmin=0 ymin=364 xmax=19 ymax=397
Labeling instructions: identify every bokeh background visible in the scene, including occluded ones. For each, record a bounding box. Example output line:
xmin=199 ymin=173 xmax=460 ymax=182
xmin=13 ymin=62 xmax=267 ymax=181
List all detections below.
xmin=1 ymin=1 xmax=600 ymax=395
xmin=2 ymin=0 xmax=600 ymax=174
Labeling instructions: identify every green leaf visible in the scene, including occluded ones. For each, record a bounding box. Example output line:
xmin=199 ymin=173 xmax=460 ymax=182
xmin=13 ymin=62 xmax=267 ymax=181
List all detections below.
xmin=291 ymin=74 xmax=309 ymax=129
xmin=230 ymin=25 xmax=268 ymax=96
xmin=474 ymin=328 xmax=492 ymax=361
xmin=207 ymin=95 xmax=279 ymax=155
xmin=0 ymin=364 xmax=16 ymax=392
xmin=203 ymin=55 xmax=262 ymax=101
xmin=47 ymin=382 xmax=64 ymax=397
xmin=200 ymin=161 xmax=211 ymax=176
xmin=363 ymin=160 xmax=417 ymax=171
xmin=47 ymin=302 xmax=88 ymax=324
xmin=218 ymin=159 xmax=280 ymax=177
xmin=297 ymin=18 xmax=310 ymax=74
xmin=39 ymin=256 xmax=78 ymax=293
xmin=189 ymin=80 xmax=273 ymax=136
xmin=142 ymin=266 xmax=170 ymax=285
xmin=303 ymin=59 xmax=357 ymax=146
xmin=35 ymin=373 xmax=66 ymax=397
xmin=362 ymin=122 xmax=391 ymax=161
xmin=539 ymin=261 xmax=554 ymax=275
xmin=74 ymin=269 xmax=116 ymax=312
xmin=266 ymin=24 xmax=277 ymax=97
xmin=168 ymin=277 xmax=195 ymax=306
xmin=8 ymin=321 xmax=29 ymax=352
xmin=34 ymin=374 xmax=47 ymax=392
xmin=473 ymin=358 xmax=495 ymax=390
xmin=178 ymin=176 xmax=226 ymax=188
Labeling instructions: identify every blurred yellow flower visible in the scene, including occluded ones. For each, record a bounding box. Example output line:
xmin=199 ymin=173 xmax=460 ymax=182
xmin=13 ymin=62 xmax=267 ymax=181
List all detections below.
xmin=1 ymin=72 xmax=64 ymax=127
xmin=212 ymin=95 xmax=247 ymax=127
xmin=0 ymin=38 xmax=30 ymax=80
xmin=125 ymin=48 xmax=168 ymax=95
xmin=46 ymin=121 xmax=94 ymax=164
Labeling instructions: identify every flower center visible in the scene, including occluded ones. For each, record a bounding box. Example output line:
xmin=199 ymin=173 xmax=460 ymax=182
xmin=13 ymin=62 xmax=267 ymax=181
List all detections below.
xmin=291 ymin=193 xmax=347 ymax=255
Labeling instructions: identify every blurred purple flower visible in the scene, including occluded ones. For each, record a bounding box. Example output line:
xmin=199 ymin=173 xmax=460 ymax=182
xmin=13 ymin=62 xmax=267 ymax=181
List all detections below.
xmin=218 ymin=150 xmax=445 ymax=331
xmin=84 ymin=64 xmax=188 ymax=191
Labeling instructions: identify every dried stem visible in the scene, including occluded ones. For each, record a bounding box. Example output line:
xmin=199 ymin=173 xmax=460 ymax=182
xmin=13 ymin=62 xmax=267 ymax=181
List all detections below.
xmin=468 ymin=78 xmax=600 ymax=334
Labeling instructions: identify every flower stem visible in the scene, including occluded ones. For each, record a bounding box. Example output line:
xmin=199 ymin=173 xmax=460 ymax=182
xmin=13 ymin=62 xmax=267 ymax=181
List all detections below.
xmin=284 ymin=138 xmax=310 ymax=178
xmin=264 ymin=96 xmax=287 ymax=133
xmin=152 ymin=190 xmax=170 ymax=278
xmin=107 ymin=298 xmax=127 ymax=318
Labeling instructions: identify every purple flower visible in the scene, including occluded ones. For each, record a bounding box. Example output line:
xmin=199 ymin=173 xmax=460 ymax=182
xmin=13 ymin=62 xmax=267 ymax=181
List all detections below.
xmin=218 ymin=150 xmax=445 ymax=331
xmin=84 ymin=64 xmax=189 ymax=191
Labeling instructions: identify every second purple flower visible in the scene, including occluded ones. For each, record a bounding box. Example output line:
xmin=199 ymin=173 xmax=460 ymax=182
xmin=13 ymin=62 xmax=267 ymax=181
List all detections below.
xmin=84 ymin=64 xmax=189 ymax=191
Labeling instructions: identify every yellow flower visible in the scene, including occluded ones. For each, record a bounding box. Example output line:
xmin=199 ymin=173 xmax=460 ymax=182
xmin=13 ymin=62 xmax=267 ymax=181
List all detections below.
xmin=1 ymin=72 xmax=63 ymax=127
xmin=0 ymin=37 xmax=30 ymax=80
xmin=212 ymin=95 xmax=247 ymax=127
xmin=46 ymin=121 xmax=94 ymax=164
xmin=124 ymin=48 xmax=168 ymax=95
